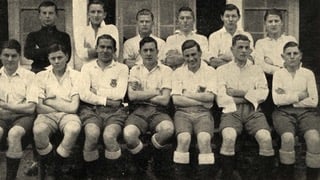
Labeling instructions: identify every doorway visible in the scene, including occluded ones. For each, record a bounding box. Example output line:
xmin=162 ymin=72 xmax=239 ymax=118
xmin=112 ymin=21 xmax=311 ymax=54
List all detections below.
xmin=196 ymin=0 xmax=226 ymax=37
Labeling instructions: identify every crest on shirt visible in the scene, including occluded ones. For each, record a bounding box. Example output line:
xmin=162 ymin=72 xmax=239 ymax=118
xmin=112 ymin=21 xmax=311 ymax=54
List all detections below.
xmin=197 ymin=85 xmax=206 ymax=93
xmin=110 ymin=79 xmax=117 ymax=87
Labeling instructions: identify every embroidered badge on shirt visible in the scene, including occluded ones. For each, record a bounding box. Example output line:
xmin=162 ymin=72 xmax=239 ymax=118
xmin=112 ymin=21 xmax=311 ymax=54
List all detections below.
xmin=198 ymin=86 xmax=206 ymax=93
xmin=110 ymin=79 xmax=117 ymax=87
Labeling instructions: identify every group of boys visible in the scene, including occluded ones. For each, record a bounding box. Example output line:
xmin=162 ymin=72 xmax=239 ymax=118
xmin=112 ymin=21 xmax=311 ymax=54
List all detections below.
xmin=0 ymin=0 xmax=319 ymax=180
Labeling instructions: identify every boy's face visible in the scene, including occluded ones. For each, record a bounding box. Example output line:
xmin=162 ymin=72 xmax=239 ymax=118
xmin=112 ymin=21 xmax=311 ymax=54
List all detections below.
xmin=48 ymin=50 xmax=68 ymax=72
xmin=39 ymin=6 xmax=57 ymax=27
xmin=183 ymin=46 xmax=202 ymax=71
xmin=0 ymin=48 xmax=20 ymax=73
xmin=137 ymin=15 xmax=153 ymax=35
xmin=231 ymin=40 xmax=251 ymax=62
xmin=282 ymin=46 xmax=302 ymax=68
xmin=88 ymin=4 xmax=106 ymax=26
xmin=221 ymin=9 xmax=239 ymax=29
xmin=178 ymin=11 xmax=194 ymax=33
xmin=265 ymin=14 xmax=283 ymax=34
xmin=140 ymin=42 xmax=158 ymax=65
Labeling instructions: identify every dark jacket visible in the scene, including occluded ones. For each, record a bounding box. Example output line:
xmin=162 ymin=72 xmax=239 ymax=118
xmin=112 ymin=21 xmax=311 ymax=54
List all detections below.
xmin=24 ymin=26 xmax=71 ymax=73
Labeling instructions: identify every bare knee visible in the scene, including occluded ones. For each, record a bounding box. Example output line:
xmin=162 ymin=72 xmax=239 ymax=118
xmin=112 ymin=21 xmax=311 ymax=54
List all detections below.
xmin=281 ymin=132 xmax=295 ymax=151
xmin=177 ymin=132 xmax=191 ymax=152
xmin=222 ymin=128 xmax=237 ymax=146
xmin=197 ymin=132 xmax=211 ymax=148
xmin=33 ymin=123 xmax=49 ymax=136
xmin=255 ymin=129 xmax=272 ymax=145
xmin=64 ymin=122 xmax=81 ymax=137
xmin=84 ymin=123 xmax=100 ymax=142
xmin=255 ymin=129 xmax=274 ymax=156
xmin=197 ymin=132 xmax=212 ymax=153
xmin=304 ymin=130 xmax=320 ymax=153
xmin=156 ymin=120 xmax=174 ymax=137
xmin=123 ymin=125 xmax=140 ymax=144
xmin=7 ymin=126 xmax=25 ymax=143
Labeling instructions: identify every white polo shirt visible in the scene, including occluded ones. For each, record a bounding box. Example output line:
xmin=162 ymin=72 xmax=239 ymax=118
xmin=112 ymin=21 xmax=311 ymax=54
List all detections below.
xmin=79 ymin=60 xmax=129 ymax=106
xmin=0 ymin=67 xmax=37 ymax=104
xmin=272 ymin=67 xmax=318 ymax=108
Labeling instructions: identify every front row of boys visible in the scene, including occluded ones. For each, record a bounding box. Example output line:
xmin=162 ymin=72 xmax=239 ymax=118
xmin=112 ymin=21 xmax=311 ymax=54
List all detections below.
xmin=0 ymin=33 xmax=319 ymax=180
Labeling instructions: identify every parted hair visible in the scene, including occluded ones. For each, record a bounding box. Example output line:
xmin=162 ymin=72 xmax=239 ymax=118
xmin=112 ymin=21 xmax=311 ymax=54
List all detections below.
xmin=136 ymin=9 xmax=154 ymax=21
xmin=38 ymin=1 xmax=58 ymax=14
xmin=264 ymin=8 xmax=283 ymax=21
xmin=181 ymin=40 xmax=202 ymax=53
xmin=96 ymin=34 xmax=117 ymax=50
xmin=223 ymin=4 xmax=240 ymax=17
xmin=283 ymin=41 xmax=300 ymax=52
xmin=232 ymin=34 xmax=250 ymax=46
xmin=0 ymin=39 xmax=21 ymax=55
xmin=139 ymin=37 xmax=158 ymax=50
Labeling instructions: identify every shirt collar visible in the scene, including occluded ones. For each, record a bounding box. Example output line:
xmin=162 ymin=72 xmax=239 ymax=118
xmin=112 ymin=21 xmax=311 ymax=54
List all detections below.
xmin=138 ymin=34 xmax=155 ymax=39
xmin=138 ymin=63 xmax=161 ymax=72
xmin=48 ymin=66 xmax=72 ymax=76
xmin=265 ymin=34 xmax=285 ymax=41
xmin=174 ymin=30 xmax=196 ymax=37
xmin=0 ymin=66 xmax=22 ymax=77
xmin=89 ymin=21 xmax=106 ymax=29
xmin=41 ymin=25 xmax=57 ymax=32
xmin=94 ymin=59 xmax=117 ymax=69
xmin=222 ymin=27 xmax=243 ymax=36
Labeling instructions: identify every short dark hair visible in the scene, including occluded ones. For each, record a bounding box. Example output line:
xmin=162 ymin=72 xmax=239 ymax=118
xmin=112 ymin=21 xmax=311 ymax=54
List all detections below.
xmin=38 ymin=1 xmax=58 ymax=14
xmin=178 ymin=6 xmax=194 ymax=19
xmin=223 ymin=4 xmax=240 ymax=17
xmin=47 ymin=43 xmax=69 ymax=61
xmin=136 ymin=9 xmax=154 ymax=21
xmin=264 ymin=8 xmax=283 ymax=21
xmin=0 ymin=39 xmax=21 ymax=55
xmin=283 ymin=41 xmax=300 ymax=52
xmin=139 ymin=37 xmax=158 ymax=50
xmin=182 ymin=40 xmax=201 ymax=53
xmin=87 ymin=0 xmax=105 ymax=12
xmin=232 ymin=34 xmax=250 ymax=46
xmin=96 ymin=34 xmax=116 ymax=50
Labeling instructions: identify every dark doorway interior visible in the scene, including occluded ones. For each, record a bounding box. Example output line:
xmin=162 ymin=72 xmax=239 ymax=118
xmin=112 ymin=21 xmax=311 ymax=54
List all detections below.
xmin=0 ymin=0 xmax=8 ymax=42
xmin=196 ymin=0 xmax=226 ymax=37
xmin=300 ymin=0 xmax=320 ymax=98
xmin=300 ymin=0 xmax=320 ymax=74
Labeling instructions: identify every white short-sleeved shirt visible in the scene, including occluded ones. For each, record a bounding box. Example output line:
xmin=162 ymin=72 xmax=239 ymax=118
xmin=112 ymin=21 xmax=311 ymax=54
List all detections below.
xmin=0 ymin=67 xmax=37 ymax=104
xmin=75 ymin=21 xmax=119 ymax=61
xmin=208 ymin=27 xmax=254 ymax=59
xmin=172 ymin=62 xmax=217 ymax=108
xmin=36 ymin=67 xmax=80 ymax=102
xmin=123 ymin=34 xmax=165 ymax=65
xmin=255 ymin=34 xmax=297 ymax=74
xmin=272 ymin=67 xmax=318 ymax=108
xmin=217 ymin=61 xmax=268 ymax=112
xmin=79 ymin=60 xmax=129 ymax=106
xmin=159 ymin=31 xmax=209 ymax=61
xmin=129 ymin=63 xmax=172 ymax=91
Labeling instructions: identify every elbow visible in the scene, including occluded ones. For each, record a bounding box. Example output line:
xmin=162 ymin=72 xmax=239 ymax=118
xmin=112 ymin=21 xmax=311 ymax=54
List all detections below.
xmin=25 ymin=104 xmax=36 ymax=114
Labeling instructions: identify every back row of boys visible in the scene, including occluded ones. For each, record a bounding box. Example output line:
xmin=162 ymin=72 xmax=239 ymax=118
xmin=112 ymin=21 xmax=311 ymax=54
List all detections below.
xmin=0 ymin=0 xmax=319 ymax=180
